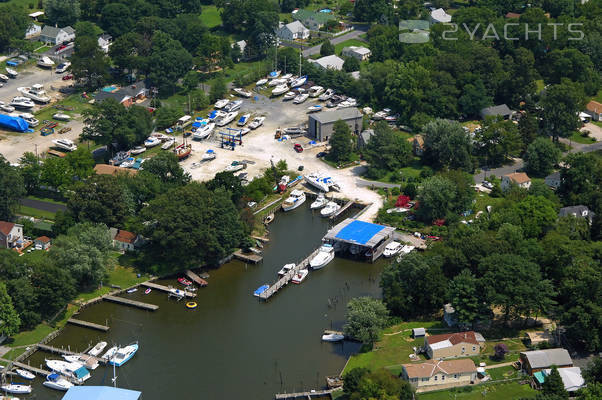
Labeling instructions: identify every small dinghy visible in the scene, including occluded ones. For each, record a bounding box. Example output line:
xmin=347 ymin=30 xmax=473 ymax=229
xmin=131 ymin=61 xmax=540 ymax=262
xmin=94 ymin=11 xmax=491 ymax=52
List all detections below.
xmin=178 ymin=277 xmax=192 ymax=286
xmin=307 ymin=104 xmax=322 ymax=113
xmin=322 ymin=333 xmax=345 ymax=342
xmin=53 ymin=113 xmax=70 ymax=121
xmin=0 ymin=384 xmax=32 ymax=394
xmin=88 ymin=341 xmax=108 ymax=357
xmin=126 ymin=288 xmax=137 ymax=294
xmin=253 ymin=284 xmax=269 ymax=297
xmin=15 ymin=369 xmax=35 ymax=380
xmin=145 ymin=288 xmax=151 ymax=294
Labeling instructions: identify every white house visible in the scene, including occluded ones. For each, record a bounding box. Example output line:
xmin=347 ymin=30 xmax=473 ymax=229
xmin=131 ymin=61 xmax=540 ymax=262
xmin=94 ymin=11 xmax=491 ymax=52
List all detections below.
xmin=309 ymin=54 xmax=344 ymax=71
xmin=341 ymin=46 xmax=371 ymax=61
xmin=0 ymin=221 xmax=24 ymax=249
xmin=25 ymin=24 xmax=41 ymax=39
xmin=430 ymin=8 xmax=452 ymax=24
xmin=277 ymin=21 xmax=310 ymax=41
xmin=98 ymin=34 xmax=112 ymax=53
xmin=39 ymin=25 xmax=75 ymax=45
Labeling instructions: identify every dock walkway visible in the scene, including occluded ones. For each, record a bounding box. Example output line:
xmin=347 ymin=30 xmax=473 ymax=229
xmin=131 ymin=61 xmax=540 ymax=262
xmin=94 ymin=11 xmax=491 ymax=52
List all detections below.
xmin=67 ymin=318 xmax=109 ymax=332
xmin=185 ymin=270 xmax=208 ymax=286
xmin=274 ymin=389 xmax=337 ymax=399
xmin=140 ymin=282 xmax=196 ymax=298
xmin=36 ymin=344 xmax=103 ymax=368
xmin=104 ymin=295 xmax=159 ymax=310
xmin=1 ymin=359 xmax=51 ymax=377
xmin=259 ymin=248 xmax=321 ymax=300
xmin=330 ymin=200 xmax=354 ymax=220
xmin=233 ymin=249 xmax=263 ymax=264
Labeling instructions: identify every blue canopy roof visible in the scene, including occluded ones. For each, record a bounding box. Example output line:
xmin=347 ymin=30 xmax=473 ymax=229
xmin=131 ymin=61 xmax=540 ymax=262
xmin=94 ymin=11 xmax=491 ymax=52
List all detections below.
xmin=73 ymin=366 xmax=89 ymax=379
xmin=335 ymin=220 xmax=385 ymax=245
xmin=62 ymin=386 xmax=141 ymax=400
xmin=0 ymin=114 xmax=29 ymax=132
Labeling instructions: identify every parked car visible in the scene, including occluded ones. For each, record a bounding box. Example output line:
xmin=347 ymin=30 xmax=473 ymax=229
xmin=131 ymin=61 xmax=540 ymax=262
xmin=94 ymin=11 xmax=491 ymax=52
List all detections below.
xmin=62 ymin=74 xmax=73 ymax=80
xmin=294 ymin=143 xmax=303 ymax=153
xmin=316 ymin=151 xmax=326 ymax=158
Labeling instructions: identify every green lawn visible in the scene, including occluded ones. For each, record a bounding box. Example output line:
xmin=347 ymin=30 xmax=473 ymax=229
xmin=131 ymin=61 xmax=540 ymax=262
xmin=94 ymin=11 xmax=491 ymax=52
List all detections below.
xmin=200 ymin=5 xmax=222 ymax=28
xmin=74 ymin=265 xmax=148 ymax=303
xmin=418 ymin=381 xmax=536 ymax=400
xmin=34 ymin=93 xmax=91 ymax=126
xmin=335 ymin=39 xmax=368 ymax=55
xmin=486 ymin=365 xmax=522 ymax=381
xmin=34 ymin=45 xmax=50 ymax=54
xmin=17 ymin=205 xmax=56 ymax=220
xmin=569 ymin=130 xmax=596 ymax=144
xmin=593 ymin=89 xmax=602 ymax=103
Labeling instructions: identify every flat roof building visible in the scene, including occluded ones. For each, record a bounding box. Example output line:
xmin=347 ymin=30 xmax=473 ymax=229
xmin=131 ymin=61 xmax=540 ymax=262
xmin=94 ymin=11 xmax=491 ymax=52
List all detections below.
xmin=308 ymin=107 xmax=362 ymax=142
xmin=323 ymin=218 xmax=395 ymax=262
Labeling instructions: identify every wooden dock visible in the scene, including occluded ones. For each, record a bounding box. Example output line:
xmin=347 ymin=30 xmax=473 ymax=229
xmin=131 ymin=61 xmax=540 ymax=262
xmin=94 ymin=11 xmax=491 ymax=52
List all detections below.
xmin=5 ymin=360 xmax=51 ymax=377
xmin=104 ymin=295 xmax=159 ymax=310
xmin=67 ymin=318 xmax=109 ymax=332
xmin=330 ymin=200 xmax=354 ymax=220
xmin=141 ymin=281 xmax=196 ymax=298
xmin=259 ymin=247 xmax=321 ymax=300
xmin=274 ymin=388 xmax=337 ymax=399
xmin=185 ymin=269 xmax=208 ymax=286
xmin=233 ymin=249 xmax=263 ymax=264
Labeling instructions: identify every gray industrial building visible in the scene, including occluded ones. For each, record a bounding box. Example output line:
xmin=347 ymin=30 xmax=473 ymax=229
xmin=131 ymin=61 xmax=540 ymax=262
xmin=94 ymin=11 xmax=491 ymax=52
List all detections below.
xmin=308 ymin=108 xmax=363 ymax=141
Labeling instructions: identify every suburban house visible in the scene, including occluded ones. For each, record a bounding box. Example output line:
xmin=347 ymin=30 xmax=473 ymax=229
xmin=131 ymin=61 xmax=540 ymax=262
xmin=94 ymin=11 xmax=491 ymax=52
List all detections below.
xmin=98 ymin=34 xmax=112 ymax=53
xmin=39 ymin=25 xmax=75 ymax=45
xmin=309 ymin=54 xmax=344 ymax=71
xmin=424 ymin=331 xmax=485 ymax=359
xmin=0 ymin=221 xmax=24 ymax=249
xmin=94 ymin=81 xmax=148 ymax=107
xmin=501 ymin=172 xmax=531 ymax=191
xmin=544 ymin=171 xmax=561 ymax=189
xmin=407 ymin=134 xmax=425 ymax=156
xmin=480 ymin=104 xmax=514 ymax=120
xmin=308 ymin=108 xmax=362 ymax=142
xmin=94 ymin=164 xmax=138 ymax=176
xmin=357 ymin=129 xmax=374 ymax=149
xmin=401 ymin=359 xmax=477 ymax=389
xmin=341 ymin=46 xmax=371 ymax=61
xmin=430 ymin=8 xmax=452 ymax=24
xmin=292 ymin=9 xmax=335 ymax=30
xmin=520 ymin=349 xmax=573 ymax=375
xmin=277 ymin=21 xmax=310 ymax=41
xmin=34 ymin=236 xmax=51 ymax=250
xmin=558 ymin=205 xmax=595 ymax=224
xmin=534 ymin=367 xmax=585 ymax=393
xmin=25 ymin=24 xmax=41 ymax=39
xmin=110 ymin=228 xmax=143 ymax=251
xmin=585 ymin=100 xmax=602 ymax=121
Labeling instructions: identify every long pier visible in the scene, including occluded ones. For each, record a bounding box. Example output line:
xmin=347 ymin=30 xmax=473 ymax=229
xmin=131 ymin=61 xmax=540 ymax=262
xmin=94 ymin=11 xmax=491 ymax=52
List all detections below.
xmin=104 ymin=295 xmax=159 ymax=310
xmin=274 ymin=388 xmax=337 ymax=399
xmin=2 ymin=359 xmax=51 ymax=377
xmin=330 ymin=200 xmax=354 ymax=220
xmin=259 ymin=247 xmax=321 ymax=300
xmin=67 ymin=318 xmax=109 ymax=332
xmin=140 ymin=282 xmax=197 ymax=298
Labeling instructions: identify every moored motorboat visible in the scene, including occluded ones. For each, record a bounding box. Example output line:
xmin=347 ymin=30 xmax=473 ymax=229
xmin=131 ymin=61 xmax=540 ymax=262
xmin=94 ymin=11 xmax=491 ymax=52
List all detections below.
xmin=202 ymin=149 xmax=216 ymax=161
xmin=271 ymin=84 xmax=289 ymax=96
xmin=309 ymin=243 xmax=335 ymax=269
xmin=383 ymin=241 xmax=402 ymax=258
xmin=253 ymin=284 xmax=269 ymax=297
xmin=43 ymin=373 xmax=73 ymax=391
xmin=45 ymin=359 xmax=90 ymax=384
xmin=310 ymin=193 xmax=328 ymax=209
xmin=145 ymin=288 xmax=151 ymax=294
xmin=108 ymin=342 xmax=138 ymax=367
xmin=0 ymin=384 xmax=31 ymax=394
xmin=15 ymin=369 xmax=35 ymax=380
xmin=291 ymin=269 xmax=308 ymax=284
xmin=102 ymin=346 xmax=118 ymax=360
xmin=88 ymin=341 xmax=108 ymax=357
xmin=126 ymin=288 xmax=137 ymax=294
xmin=282 ymin=189 xmax=306 ymax=211
xmin=62 ymin=355 xmax=81 ymax=363
xmin=320 ymin=201 xmax=340 ymax=217
xmin=178 ymin=277 xmax=192 ymax=286
xmin=277 ymin=263 xmax=295 ymax=276
xmin=321 ymin=333 xmax=345 ymax=342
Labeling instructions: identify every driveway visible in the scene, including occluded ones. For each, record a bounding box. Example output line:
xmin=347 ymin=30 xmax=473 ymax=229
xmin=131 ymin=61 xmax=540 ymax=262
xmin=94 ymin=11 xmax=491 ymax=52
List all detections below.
xmin=19 ymin=198 xmax=66 ymax=213
xmin=299 ymin=25 xmax=370 ymax=57
xmin=580 ymin=122 xmax=602 ymax=141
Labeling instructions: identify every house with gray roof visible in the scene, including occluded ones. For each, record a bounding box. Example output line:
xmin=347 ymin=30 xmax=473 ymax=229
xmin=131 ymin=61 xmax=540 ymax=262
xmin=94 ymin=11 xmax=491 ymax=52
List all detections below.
xmin=545 ymin=171 xmax=561 ymax=189
xmin=94 ymin=81 xmax=148 ymax=107
xmin=480 ymin=104 xmax=513 ymax=120
xmin=39 ymin=25 xmax=75 ymax=45
xmin=277 ymin=21 xmax=310 ymax=41
xmin=292 ymin=9 xmax=335 ymax=30
xmin=558 ymin=205 xmax=595 ymax=224
xmin=342 ymin=46 xmax=371 ymax=61
xmin=308 ymin=108 xmax=362 ymax=141
xmin=309 ymin=54 xmax=344 ymax=71
xmin=520 ymin=348 xmax=573 ymax=375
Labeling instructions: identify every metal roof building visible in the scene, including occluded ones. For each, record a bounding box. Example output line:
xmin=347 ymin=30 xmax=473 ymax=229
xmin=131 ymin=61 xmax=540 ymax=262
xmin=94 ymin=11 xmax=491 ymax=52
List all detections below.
xmin=308 ymin=108 xmax=362 ymax=142
xmin=62 ymin=386 xmax=142 ymax=400
xmin=520 ymin=348 xmax=573 ymax=375
xmin=323 ymin=218 xmax=395 ymax=261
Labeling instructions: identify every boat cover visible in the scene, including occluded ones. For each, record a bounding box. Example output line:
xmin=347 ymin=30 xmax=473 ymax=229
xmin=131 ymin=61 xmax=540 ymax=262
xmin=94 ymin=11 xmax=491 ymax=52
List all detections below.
xmin=61 ymin=386 xmax=141 ymax=400
xmin=254 ymin=285 xmax=269 ymax=296
xmin=335 ymin=220 xmax=386 ymax=245
xmin=192 ymin=121 xmax=203 ymax=128
xmin=0 ymin=114 xmax=29 ymax=132
xmin=73 ymin=366 xmax=89 ymax=379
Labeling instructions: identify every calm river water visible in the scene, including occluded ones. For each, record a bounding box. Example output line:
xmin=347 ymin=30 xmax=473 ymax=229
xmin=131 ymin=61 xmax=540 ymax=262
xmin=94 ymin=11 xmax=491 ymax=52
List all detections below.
xmin=21 ymin=204 xmax=385 ymax=399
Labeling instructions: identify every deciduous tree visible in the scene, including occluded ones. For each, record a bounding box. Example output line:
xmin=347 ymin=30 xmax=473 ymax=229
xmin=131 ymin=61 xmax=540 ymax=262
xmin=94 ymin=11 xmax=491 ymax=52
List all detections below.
xmin=328 ymin=120 xmax=354 ymax=163
xmin=0 ymin=282 xmax=20 ymax=336
xmin=0 ymin=155 xmax=25 ymax=220
xmin=525 ymin=138 xmax=561 ymax=177
xmin=343 ymin=297 xmax=389 ymax=345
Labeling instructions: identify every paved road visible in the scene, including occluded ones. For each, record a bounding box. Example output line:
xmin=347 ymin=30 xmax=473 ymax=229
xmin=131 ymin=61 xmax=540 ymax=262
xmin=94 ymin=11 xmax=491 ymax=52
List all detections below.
xmin=19 ymin=198 xmax=67 ymax=213
xmin=298 ymin=25 xmax=370 ymax=57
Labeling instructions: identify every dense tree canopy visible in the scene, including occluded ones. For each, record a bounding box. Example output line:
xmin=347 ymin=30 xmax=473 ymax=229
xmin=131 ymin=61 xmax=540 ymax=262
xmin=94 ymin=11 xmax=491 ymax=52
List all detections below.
xmin=423 ymin=119 xmax=473 ymax=172
xmin=343 ymin=297 xmax=389 ymax=345
xmin=0 ymin=155 xmax=25 ymax=220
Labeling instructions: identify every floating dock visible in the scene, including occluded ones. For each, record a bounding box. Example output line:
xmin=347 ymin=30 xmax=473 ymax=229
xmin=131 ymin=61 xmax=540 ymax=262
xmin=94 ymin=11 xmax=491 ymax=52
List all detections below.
xmin=274 ymin=388 xmax=337 ymax=399
xmin=233 ymin=249 xmax=263 ymax=264
xmin=104 ymin=295 xmax=159 ymax=310
xmin=259 ymin=247 xmax=321 ymax=300
xmin=141 ymin=281 xmax=197 ymax=298
xmin=67 ymin=318 xmax=109 ymax=332
xmin=185 ymin=269 xmax=208 ymax=286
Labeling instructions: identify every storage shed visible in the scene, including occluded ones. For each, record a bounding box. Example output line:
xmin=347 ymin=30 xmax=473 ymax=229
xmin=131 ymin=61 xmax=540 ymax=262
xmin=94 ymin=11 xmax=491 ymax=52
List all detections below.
xmin=412 ymin=328 xmax=426 ymax=338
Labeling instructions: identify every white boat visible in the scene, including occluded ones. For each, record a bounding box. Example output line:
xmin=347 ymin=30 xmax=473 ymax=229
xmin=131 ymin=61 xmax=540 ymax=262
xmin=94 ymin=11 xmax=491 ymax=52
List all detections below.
xmin=5 ymin=67 xmax=18 ymax=78
xmin=320 ymin=201 xmax=340 ymax=217
xmin=45 ymin=359 xmax=90 ymax=383
xmin=282 ymin=189 xmax=306 ymax=211
xmin=309 ymin=86 xmax=325 ymax=97
xmin=400 ymin=245 xmax=415 ymax=255
xmin=0 ymin=396 xmax=19 ymax=400
xmin=310 ymin=243 xmax=335 ymax=269
xmin=383 ymin=241 xmax=402 ymax=258
xmin=319 ymin=88 xmax=334 ymax=101
xmin=62 ymin=355 xmax=81 ymax=363
xmin=310 ymin=193 xmax=328 ymax=209
xmin=9 ymin=97 xmax=34 ymax=109
xmin=233 ymin=87 xmax=252 ymax=98
xmin=0 ymin=384 xmax=31 ymax=394
xmin=283 ymin=91 xmax=296 ymax=101
xmin=268 ymin=70 xmax=281 ymax=79
xmin=120 ymin=157 xmax=136 ymax=168
xmin=224 ymin=161 xmax=245 ymax=172
xmin=322 ymin=333 xmax=345 ymax=342
xmin=307 ymin=104 xmax=322 ymax=113
xmin=88 ymin=341 xmax=108 ymax=357
xmin=0 ymin=101 xmax=15 ymax=112
xmin=37 ymin=56 xmax=54 ymax=68
xmin=372 ymin=111 xmax=388 ymax=120
xmin=161 ymin=139 xmax=175 ymax=150
xmin=338 ymin=98 xmax=357 ymax=108
xmin=268 ymin=78 xmax=286 ymax=87
xmin=291 ymin=269 xmax=309 ymax=284
xmin=281 ymin=73 xmax=293 ymax=81
xmin=214 ymin=99 xmax=229 ymax=109
xmin=216 ymin=111 xmax=238 ymax=126
xmin=192 ymin=122 xmax=215 ymax=140
xmin=43 ymin=373 xmax=73 ymax=391
xmin=52 ymin=113 xmax=70 ymax=121
xmin=293 ymin=93 xmax=309 ymax=104
xmin=144 ymin=136 xmax=161 ymax=147
xmin=277 ymin=263 xmax=295 ymax=276
xmin=207 ymin=110 xmax=226 ymax=121
xmin=290 ymin=75 xmax=307 ymax=88
xmin=249 ymin=116 xmax=265 ymax=129
xmin=18 ymin=84 xmax=51 ymax=103
xmin=13 ymin=112 xmax=38 ymax=127
xmin=55 ymin=62 xmax=71 ymax=73
xmin=305 ymin=173 xmax=338 ymax=192
xmin=201 ymin=149 xmax=216 ymax=161
xmin=256 ymin=78 xmax=268 ymax=86
xmin=240 ymin=127 xmax=250 ymax=136
xmin=0 ymin=73 xmax=8 ymax=81
xmin=102 ymin=346 xmax=118 ymax=360
xmin=272 ymin=84 xmax=289 ymax=96
xmin=224 ymin=100 xmax=243 ymax=112
xmin=109 ymin=343 xmax=138 ymax=367
xmin=237 ymin=113 xmax=250 ymax=126
xmin=130 ymin=146 xmax=146 ymax=155
xmin=15 ymin=369 xmax=35 ymax=380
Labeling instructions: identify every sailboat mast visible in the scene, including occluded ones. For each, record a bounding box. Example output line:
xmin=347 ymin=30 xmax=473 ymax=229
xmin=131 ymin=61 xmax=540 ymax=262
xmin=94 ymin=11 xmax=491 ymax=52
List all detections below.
xmin=299 ymin=52 xmax=302 ymax=76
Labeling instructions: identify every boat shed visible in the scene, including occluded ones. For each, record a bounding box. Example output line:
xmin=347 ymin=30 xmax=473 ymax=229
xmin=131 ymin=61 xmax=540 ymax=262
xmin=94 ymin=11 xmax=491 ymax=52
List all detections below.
xmin=413 ymin=327 xmax=426 ymax=338
xmin=308 ymin=108 xmax=362 ymax=142
xmin=61 ymin=386 xmax=141 ymax=400
xmin=323 ymin=218 xmax=395 ymax=262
